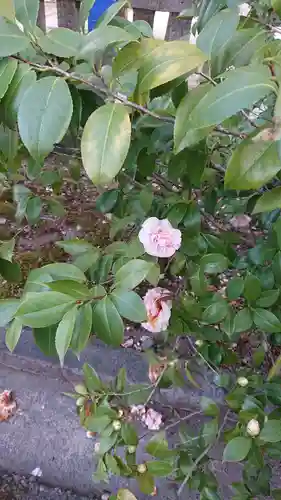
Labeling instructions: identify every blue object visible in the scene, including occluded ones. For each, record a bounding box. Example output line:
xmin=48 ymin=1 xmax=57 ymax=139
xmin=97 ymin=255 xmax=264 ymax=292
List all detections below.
xmin=88 ymin=0 xmax=117 ymax=31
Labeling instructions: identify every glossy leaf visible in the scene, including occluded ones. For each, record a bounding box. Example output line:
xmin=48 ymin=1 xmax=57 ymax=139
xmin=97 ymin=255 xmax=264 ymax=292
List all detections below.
xmin=253 ymin=308 xmax=281 ymax=333
xmin=260 ymin=420 xmax=281 ymax=443
xmin=0 ymin=259 xmax=22 ymax=282
xmin=55 ymin=306 xmax=78 ymax=367
xmin=18 ymin=77 xmax=73 ymax=161
xmin=83 ymin=363 xmax=102 ymax=392
xmin=114 ymin=259 xmax=153 ymax=290
xmin=223 ymin=437 xmax=252 ymax=462
xmin=197 ymin=8 xmax=239 ymax=62
xmin=79 ymin=25 xmax=137 ymax=59
xmin=225 ymin=140 xmax=281 ymax=190
xmin=111 ymin=289 xmax=147 ymax=322
xmin=117 ymin=490 xmax=137 ymax=500
xmin=200 ymin=253 xmax=228 ymax=274
xmin=0 ymin=299 xmax=19 ymax=327
xmin=92 ymin=296 xmax=124 ymax=346
xmin=2 ymin=63 xmax=36 ymax=127
xmin=0 ymin=0 xmax=15 ymax=19
xmin=81 ymin=103 xmax=131 ymax=185
xmin=78 ymin=0 xmax=95 ymax=30
xmin=0 ymin=17 xmax=30 ymax=56
xmin=5 ymin=317 xmax=22 ymax=352
xmin=253 ymin=187 xmax=281 ymax=214
xmin=33 ymin=325 xmax=57 ymax=357
xmin=234 ymin=308 xmax=253 ymax=333
xmin=0 ymin=58 xmax=17 ymax=100
xmin=14 ymin=0 xmax=39 ymax=31
xmin=15 ymin=292 xmax=76 ymax=328
xmin=146 ymin=460 xmax=174 ymax=476
xmin=70 ymin=303 xmax=92 ymax=354
xmin=97 ymin=0 xmax=128 ymax=27
xmin=46 ymin=280 xmax=90 ymax=299
xmin=138 ymin=40 xmax=206 ymax=93
xmin=227 ymin=277 xmax=244 ymax=300
xmin=39 ymin=28 xmax=82 ymax=58
xmin=202 ymin=301 xmax=228 ymax=324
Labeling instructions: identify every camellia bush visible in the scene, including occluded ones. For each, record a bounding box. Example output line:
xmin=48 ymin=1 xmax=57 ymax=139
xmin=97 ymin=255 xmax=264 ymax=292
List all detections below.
xmin=4 ymin=0 xmax=281 ymax=497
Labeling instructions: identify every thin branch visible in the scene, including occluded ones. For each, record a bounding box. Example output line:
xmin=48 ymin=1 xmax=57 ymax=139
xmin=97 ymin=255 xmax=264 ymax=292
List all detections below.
xmin=164 ymin=410 xmax=202 ymax=432
xmin=177 ymin=410 xmax=230 ymax=497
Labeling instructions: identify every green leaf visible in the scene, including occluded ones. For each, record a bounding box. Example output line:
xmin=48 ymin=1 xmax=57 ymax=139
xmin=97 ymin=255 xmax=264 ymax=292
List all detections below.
xmin=2 ymin=63 xmax=36 ymax=128
xmin=253 ymin=187 xmax=281 ymax=214
xmin=223 ymin=437 xmax=252 ymax=462
xmin=0 ymin=0 xmax=15 ymax=19
xmin=33 ymin=325 xmax=57 ymax=357
xmin=25 ymin=263 xmax=86 ymax=291
xmin=121 ymin=422 xmax=138 ymax=445
xmin=138 ymin=40 xmax=206 ymax=93
xmin=79 ymin=25 xmax=137 ymax=59
xmin=0 ymin=58 xmax=17 ymax=100
xmin=202 ymin=301 xmax=228 ymax=324
xmin=83 ymin=363 xmax=101 ymax=392
xmin=0 ymin=259 xmax=22 ymax=282
xmin=253 ymin=308 xmax=281 ymax=333
xmin=97 ymin=0 xmax=128 ymax=27
xmin=260 ymin=420 xmax=281 ymax=443
xmin=0 ymin=124 xmax=18 ymax=162
xmin=145 ymin=436 xmax=174 ymax=459
xmin=16 ymin=292 xmax=76 ymax=328
xmin=0 ymin=239 xmax=15 ymax=262
xmin=55 ymin=306 xmax=77 ymax=367
xmin=81 ymin=103 xmax=131 ymax=185
xmin=197 ymin=8 xmax=239 ymax=62
xmin=114 ymin=259 xmax=153 ymax=290
xmin=38 ymin=28 xmax=83 ymax=58
xmin=70 ymin=303 xmax=92 ymax=354
xmin=0 ymin=17 xmax=30 ymax=56
xmin=56 ymin=239 xmax=95 ymax=256
xmin=78 ymin=0 xmax=95 ymax=30
xmin=104 ymin=453 xmax=120 ymax=475
xmin=225 ymin=140 xmax=281 ymax=190
xmin=146 ymin=460 xmax=174 ymax=477
xmin=0 ymin=299 xmax=19 ymax=327
xmin=110 ymin=290 xmax=147 ymax=322
xmin=92 ymin=296 xmax=124 ymax=346
xmin=112 ymin=41 xmax=142 ymax=77
xmin=256 ymin=290 xmax=279 ymax=308
xmin=200 ymin=253 xmax=228 ymax=274
xmin=99 ymin=432 xmax=118 ymax=454
xmin=14 ymin=0 xmax=39 ymax=31
xmin=26 ymin=196 xmax=42 ymax=224
xmin=96 ymin=189 xmax=119 ymax=213
xmin=137 ymin=472 xmax=155 ymax=495
xmin=85 ymin=414 xmax=111 ymax=433
xmin=176 ymin=66 xmax=276 ymax=153
xmin=46 ymin=280 xmax=90 ymax=299
xmin=200 ymin=396 xmax=219 ymax=417
xmin=227 ymin=277 xmax=244 ymax=300
xmin=18 ymin=76 xmax=73 ymax=161
xmin=5 ymin=317 xmax=22 ymax=352
xmin=234 ymin=308 xmax=253 ymax=333
xmin=244 ymin=274 xmax=261 ymax=302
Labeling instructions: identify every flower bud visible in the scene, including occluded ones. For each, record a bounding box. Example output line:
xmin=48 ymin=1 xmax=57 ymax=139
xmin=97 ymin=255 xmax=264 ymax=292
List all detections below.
xmin=247 ymin=418 xmax=260 ymax=437
xmin=127 ymin=445 xmax=136 ymax=454
xmin=74 ymin=384 xmax=88 ymax=395
xmin=94 ymin=442 xmax=101 ymax=453
xmin=86 ymin=431 xmax=95 ymax=439
xmin=112 ymin=420 xmax=122 ymax=431
xmin=195 ymin=339 xmax=204 ymax=347
xmin=76 ymin=396 xmax=85 ymax=407
xmin=237 ymin=377 xmax=248 ymax=387
xmin=137 ymin=464 xmax=147 ymax=474
xmin=118 ymin=409 xmax=124 ymax=418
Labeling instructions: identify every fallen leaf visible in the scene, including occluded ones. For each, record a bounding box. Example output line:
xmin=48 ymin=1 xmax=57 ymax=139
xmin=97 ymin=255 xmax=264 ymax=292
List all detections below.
xmin=0 ymin=390 xmax=17 ymax=421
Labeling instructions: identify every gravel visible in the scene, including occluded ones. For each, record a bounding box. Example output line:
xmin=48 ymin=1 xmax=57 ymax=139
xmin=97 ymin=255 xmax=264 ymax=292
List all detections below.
xmin=0 ymin=470 xmax=102 ymax=500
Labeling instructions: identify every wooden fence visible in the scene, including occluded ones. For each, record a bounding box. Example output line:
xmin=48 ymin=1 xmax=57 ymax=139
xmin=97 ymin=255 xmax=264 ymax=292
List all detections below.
xmin=38 ymin=0 xmax=194 ymax=40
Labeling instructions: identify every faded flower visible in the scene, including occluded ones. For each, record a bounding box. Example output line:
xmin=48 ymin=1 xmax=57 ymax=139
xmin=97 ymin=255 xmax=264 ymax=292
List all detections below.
xmin=142 ymin=287 xmax=172 ymax=333
xmin=143 ymin=408 xmax=162 ymax=431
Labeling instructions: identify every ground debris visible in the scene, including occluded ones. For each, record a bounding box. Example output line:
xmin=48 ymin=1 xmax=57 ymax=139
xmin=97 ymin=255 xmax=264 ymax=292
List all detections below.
xmin=0 ymin=390 xmax=17 ymax=422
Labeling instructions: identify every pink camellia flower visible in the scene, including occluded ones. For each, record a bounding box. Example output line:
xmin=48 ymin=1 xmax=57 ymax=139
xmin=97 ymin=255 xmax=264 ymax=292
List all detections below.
xmin=142 ymin=409 xmax=162 ymax=431
xmin=138 ymin=217 xmax=181 ymax=258
xmin=142 ymin=288 xmax=172 ymax=333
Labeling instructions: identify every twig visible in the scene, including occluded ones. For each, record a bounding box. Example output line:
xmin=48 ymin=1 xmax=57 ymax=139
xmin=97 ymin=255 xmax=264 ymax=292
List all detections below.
xmin=186 ymin=335 xmax=219 ymax=375
xmin=145 ymin=365 xmax=168 ymax=405
xmin=177 ymin=410 xmax=230 ymax=497
xmin=164 ymin=410 xmax=202 ymax=432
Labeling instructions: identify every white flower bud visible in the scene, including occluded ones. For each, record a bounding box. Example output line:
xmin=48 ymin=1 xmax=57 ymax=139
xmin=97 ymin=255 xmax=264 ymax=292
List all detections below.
xmin=137 ymin=464 xmax=147 ymax=474
xmin=112 ymin=420 xmax=122 ymax=431
xmin=76 ymin=396 xmax=85 ymax=407
xmin=247 ymin=419 xmax=260 ymax=437
xmin=195 ymin=339 xmax=204 ymax=347
xmin=74 ymin=384 xmax=88 ymax=395
xmin=118 ymin=409 xmax=124 ymax=418
xmin=127 ymin=445 xmax=136 ymax=454
xmin=237 ymin=377 xmax=248 ymax=387
xmin=94 ymin=442 xmax=100 ymax=453
xmin=86 ymin=431 xmax=95 ymax=439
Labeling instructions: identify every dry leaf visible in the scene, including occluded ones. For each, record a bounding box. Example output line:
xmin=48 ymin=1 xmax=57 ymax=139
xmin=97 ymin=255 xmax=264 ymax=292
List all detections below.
xmin=0 ymin=390 xmax=17 ymax=422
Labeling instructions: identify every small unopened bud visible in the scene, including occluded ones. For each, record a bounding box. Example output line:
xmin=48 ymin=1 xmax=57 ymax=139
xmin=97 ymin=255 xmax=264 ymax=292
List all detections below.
xmin=137 ymin=464 xmax=147 ymax=474
xmin=76 ymin=396 xmax=85 ymax=407
xmin=94 ymin=442 xmax=100 ymax=453
xmin=127 ymin=445 xmax=136 ymax=454
xmin=237 ymin=377 xmax=248 ymax=387
xmin=112 ymin=420 xmax=121 ymax=431
xmin=118 ymin=409 xmax=124 ymax=418
xmin=247 ymin=419 xmax=260 ymax=437
xmin=86 ymin=431 xmax=95 ymax=439
xmin=195 ymin=339 xmax=204 ymax=347
xmin=74 ymin=384 xmax=88 ymax=395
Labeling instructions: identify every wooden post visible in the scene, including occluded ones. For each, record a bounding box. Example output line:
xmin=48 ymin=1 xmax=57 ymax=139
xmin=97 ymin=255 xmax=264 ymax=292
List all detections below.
xmin=38 ymin=0 xmax=46 ymax=31
xmin=56 ymin=0 xmax=78 ymax=29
